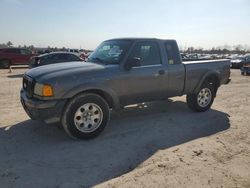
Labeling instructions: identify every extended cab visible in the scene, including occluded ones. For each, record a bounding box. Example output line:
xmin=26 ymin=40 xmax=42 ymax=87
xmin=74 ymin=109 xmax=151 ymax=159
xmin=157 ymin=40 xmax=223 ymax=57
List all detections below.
xmin=20 ymin=38 xmax=231 ymax=139
xmin=0 ymin=48 xmax=34 ymax=68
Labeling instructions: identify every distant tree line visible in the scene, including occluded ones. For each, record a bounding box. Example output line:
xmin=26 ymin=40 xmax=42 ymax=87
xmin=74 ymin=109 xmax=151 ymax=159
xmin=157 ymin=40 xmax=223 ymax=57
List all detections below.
xmin=1 ymin=41 xmax=249 ymax=54
xmin=0 ymin=41 xmax=69 ymax=52
xmin=180 ymin=44 xmax=250 ymax=54
xmin=0 ymin=41 xmax=13 ymax=48
xmin=0 ymin=41 xmax=89 ymax=54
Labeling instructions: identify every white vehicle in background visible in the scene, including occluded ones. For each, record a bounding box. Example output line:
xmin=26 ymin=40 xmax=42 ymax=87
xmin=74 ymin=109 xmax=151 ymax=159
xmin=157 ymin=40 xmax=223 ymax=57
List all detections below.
xmin=199 ymin=54 xmax=212 ymax=60
xmin=68 ymin=49 xmax=80 ymax=55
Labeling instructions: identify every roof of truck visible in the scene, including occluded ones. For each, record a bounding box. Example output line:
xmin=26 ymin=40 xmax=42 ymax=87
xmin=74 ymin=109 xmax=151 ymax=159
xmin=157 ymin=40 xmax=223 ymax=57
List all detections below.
xmin=105 ymin=38 xmax=176 ymax=42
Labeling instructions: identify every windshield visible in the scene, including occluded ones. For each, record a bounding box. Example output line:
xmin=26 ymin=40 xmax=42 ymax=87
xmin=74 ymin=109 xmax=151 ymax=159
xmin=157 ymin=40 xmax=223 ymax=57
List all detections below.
xmin=88 ymin=40 xmax=131 ymax=64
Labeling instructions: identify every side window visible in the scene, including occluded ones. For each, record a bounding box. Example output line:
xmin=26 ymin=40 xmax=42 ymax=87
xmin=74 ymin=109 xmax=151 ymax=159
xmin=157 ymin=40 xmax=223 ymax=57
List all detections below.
xmin=129 ymin=41 xmax=161 ymax=66
xmin=40 ymin=55 xmax=53 ymax=64
xmin=57 ymin=54 xmax=80 ymax=62
xmin=165 ymin=42 xmax=181 ymax=65
xmin=57 ymin=54 xmax=67 ymax=61
xmin=5 ymin=49 xmax=20 ymax=54
xmin=51 ymin=54 xmax=62 ymax=62
xmin=40 ymin=54 xmax=60 ymax=64
xmin=68 ymin=54 xmax=80 ymax=61
xmin=20 ymin=49 xmax=31 ymax=55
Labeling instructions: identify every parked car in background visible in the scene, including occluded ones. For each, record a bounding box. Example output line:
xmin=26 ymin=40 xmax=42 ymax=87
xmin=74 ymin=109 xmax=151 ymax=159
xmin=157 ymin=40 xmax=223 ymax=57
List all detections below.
xmin=244 ymin=54 xmax=250 ymax=63
xmin=240 ymin=55 xmax=250 ymax=75
xmin=68 ymin=49 xmax=79 ymax=54
xmin=29 ymin=52 xmax=83 ymax=68
xmin=241 ymin=62 xmax=250 ymax=75
xmin=230 ymin=56 xmax=245 ymax=68
xmin=180 ymin=53 xmax=189 ymax=60
xmin=0 ymin=48 xmax=34 ymax=68
xmin=199 ymin=54 xmax=212 ymax=60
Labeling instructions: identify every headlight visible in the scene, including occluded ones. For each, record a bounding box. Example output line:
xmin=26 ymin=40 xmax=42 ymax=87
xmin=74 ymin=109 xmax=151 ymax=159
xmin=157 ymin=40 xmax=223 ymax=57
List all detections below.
xmin=34 ymin=83 xmax=54 ymax=97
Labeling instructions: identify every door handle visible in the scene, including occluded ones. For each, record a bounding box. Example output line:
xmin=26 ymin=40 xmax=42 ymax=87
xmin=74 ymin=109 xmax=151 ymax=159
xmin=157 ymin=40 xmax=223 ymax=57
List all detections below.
xmin=158 ymin=70 xmax=165 ymax=75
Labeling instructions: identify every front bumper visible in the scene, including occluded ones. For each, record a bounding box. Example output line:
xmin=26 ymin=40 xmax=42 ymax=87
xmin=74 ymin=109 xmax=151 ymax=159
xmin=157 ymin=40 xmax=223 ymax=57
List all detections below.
xmin=20 ymin=89 xmax=67 ymax=123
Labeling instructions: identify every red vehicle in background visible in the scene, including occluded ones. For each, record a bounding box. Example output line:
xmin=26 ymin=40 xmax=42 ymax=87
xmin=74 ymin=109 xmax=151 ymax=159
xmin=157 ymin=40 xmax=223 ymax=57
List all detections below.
xmin=0 ymin=48 xmax=34 ymax=68
xmin=79 ymin=50 xmax=92 ymax=61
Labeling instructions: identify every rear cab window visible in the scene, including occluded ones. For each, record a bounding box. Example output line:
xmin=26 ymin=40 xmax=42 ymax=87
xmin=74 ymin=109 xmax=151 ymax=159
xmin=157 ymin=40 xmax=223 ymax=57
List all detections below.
xmin=164 ymin=41 xmax=181 ymax=65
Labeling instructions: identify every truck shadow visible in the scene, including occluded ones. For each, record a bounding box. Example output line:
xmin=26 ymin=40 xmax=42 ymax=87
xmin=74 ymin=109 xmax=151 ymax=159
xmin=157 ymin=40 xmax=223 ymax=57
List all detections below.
xmin=0 ymin=99 xmax=230 ymax=187
xmin=7 ymin=74 xmax=24 ymax=78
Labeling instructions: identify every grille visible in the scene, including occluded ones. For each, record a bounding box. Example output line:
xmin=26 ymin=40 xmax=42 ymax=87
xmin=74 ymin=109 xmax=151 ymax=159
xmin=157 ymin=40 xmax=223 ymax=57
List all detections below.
xmin=23 ymin=75 xmax=35 ymax=98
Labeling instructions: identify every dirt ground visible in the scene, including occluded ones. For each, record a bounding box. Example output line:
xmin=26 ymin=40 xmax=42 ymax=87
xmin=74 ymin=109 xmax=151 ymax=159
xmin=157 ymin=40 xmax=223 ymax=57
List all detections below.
xmin=0 ymin=68 xmax=249 ymax=188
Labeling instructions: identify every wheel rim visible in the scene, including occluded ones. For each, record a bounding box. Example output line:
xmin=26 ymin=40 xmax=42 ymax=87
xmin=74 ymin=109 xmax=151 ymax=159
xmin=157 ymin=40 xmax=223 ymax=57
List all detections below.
xmin=74 ymin=103 xmax=103 ymax=133
xmin=197 ymin=88 xmax=212 ymax=107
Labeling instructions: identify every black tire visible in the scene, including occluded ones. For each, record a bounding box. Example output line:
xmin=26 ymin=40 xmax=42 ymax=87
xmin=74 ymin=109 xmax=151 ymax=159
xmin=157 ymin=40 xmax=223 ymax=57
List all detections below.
xmin=0 ymin=59 xmax=10 ymax=69
xmin=62 ymin=93 xmax=110 ymax=139
xmin=186 ymin=83 xmax=215 ymax=112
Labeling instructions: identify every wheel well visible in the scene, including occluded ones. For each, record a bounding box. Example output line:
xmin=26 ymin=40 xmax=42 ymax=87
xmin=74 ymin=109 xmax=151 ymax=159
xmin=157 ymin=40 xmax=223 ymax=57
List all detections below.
xmin=205 ymin=75 xmax=220 ymax=94
xmin=0 ymin=59 xmax=11 ymax=68
xmin=0 ymin=59 xmax=11 ymax=63
xmin=81 ymin=89 xmax=114 ymax=108
xmin=206 ymin=75 xmax=219 ymax=87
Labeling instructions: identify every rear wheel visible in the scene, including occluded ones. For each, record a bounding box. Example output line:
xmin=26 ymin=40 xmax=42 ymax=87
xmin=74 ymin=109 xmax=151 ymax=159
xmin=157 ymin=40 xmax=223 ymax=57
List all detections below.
xmin=186 ymin=83 xmax=215 ymax=112
xmin=0 ymin=59 xmax=10 ymax=69
xmin=62 ymin=93 xmax=110 ymax=139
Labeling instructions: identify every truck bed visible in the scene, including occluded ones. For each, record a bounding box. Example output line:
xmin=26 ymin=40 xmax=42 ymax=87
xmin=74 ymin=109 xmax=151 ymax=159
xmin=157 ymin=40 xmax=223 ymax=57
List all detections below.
xmin=183 ymin=59 xmax=231 ymax=94
xmin=183 ymin=59 xmax=230 ymax=65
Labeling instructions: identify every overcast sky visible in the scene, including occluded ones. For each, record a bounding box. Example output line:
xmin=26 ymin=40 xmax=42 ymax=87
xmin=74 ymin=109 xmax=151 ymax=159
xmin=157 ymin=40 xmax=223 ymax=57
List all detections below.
xmin=0 ymin=0 xmax=249 ymax=50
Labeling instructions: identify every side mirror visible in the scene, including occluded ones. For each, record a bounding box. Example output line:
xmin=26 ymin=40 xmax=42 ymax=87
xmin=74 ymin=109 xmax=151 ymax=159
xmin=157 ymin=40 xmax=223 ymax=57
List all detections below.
xmin=125 ymin=57 xmax=141 ymax=70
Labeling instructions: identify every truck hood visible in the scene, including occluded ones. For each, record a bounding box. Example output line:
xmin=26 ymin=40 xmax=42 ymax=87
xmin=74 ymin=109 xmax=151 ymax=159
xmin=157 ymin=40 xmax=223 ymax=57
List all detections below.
xmin=25 ymin=61 xmax=105 ymax=81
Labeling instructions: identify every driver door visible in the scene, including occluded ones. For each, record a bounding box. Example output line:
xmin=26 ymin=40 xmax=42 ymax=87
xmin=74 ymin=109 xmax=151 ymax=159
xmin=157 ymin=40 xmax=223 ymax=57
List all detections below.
xmin=117 ymin=41 xmax=168 ymax=106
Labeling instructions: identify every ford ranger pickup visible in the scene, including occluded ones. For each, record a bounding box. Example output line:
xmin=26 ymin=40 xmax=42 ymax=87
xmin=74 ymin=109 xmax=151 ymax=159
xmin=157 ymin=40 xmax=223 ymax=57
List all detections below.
xmin=20 ymin=38 xmax=231 ymax=139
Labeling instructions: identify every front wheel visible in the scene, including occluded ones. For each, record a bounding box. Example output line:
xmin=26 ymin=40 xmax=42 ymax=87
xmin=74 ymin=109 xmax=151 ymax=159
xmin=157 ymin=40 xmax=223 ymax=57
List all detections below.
xmin=186 ymin=83 xmax=215 ymax=112
xmin=0 ymin=59 xmax=10 ymax=69
xmin=62 ymin=93 xmax=110 ymax=139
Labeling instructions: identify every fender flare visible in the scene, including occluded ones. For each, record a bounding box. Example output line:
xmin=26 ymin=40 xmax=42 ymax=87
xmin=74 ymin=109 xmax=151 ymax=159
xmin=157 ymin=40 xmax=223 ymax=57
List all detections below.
xmin=193 ymin=71 xmax=220 ymax=94
xmin=62 ymin=83 xmax=121 ymax=110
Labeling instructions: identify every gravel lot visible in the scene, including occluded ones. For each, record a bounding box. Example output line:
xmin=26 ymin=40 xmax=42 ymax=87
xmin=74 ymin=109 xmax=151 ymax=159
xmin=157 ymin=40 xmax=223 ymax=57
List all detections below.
xmin=0 ymin=68 xmax=249 ymax=188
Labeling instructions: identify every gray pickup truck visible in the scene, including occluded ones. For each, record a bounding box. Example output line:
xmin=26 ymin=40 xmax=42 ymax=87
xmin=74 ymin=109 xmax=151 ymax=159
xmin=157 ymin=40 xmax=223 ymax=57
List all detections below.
xmin=21 ymin=38 xmax=231 ymax=139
